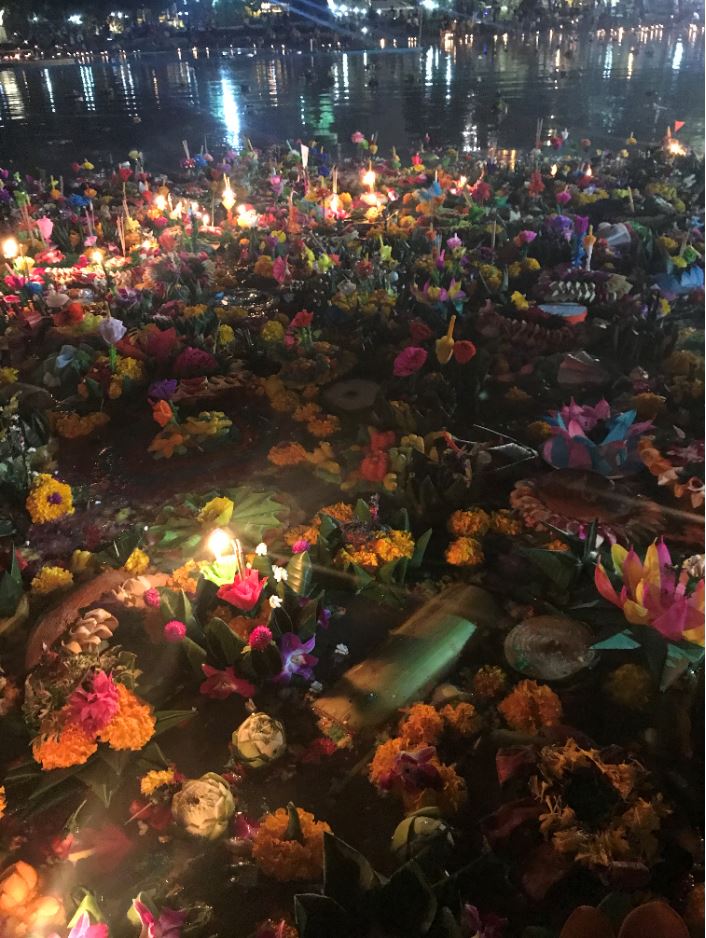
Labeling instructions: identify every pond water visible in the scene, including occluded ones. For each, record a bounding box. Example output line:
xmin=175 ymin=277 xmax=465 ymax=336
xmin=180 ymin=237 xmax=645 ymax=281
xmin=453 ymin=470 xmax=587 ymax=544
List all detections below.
xmin=0 ymin=23 xmax=703 ymax=171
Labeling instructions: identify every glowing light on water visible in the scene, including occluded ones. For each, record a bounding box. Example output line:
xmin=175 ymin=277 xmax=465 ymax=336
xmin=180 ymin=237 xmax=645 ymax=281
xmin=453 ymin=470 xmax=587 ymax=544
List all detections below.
xmin=672 ymin=39 xmax=683 ymax=72
xmin=219 ymin=73 xmax=241 ymax=147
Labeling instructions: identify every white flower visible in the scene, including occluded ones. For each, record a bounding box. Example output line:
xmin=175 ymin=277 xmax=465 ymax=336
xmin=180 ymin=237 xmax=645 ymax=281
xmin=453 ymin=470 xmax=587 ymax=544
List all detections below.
xmin=309 ymin=681 xmax=323 ymax=695
xmin=171 ymin=773 xmax=236 ymax=840
xmin=269 ymin=595 xmax=283 ymax=609
xmin=255 ymin=542 xmax=268 ymax=556
xmin=272 ymin=565 xmax=288 ymax=583
xmin=335 ymin=643 xmax=349 ymax=656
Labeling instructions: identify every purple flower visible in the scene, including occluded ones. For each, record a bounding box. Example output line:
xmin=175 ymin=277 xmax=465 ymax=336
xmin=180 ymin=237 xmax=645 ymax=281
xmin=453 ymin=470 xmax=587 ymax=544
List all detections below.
xmin=574 ymin=215 xmax=590 ymax=237
xmin=98 ymin=316 xmax=127 ymax=346
xmin=173 ymin=346 xmax=217 ymax=378
xmin=133 ymin=900 xmax=186 ymax=938
xmin=379 ymin=746 xmax=443 ymax=792
xmin=148 ymin=378 xmax=178 ymax=401
xmin=274 ymin=633 xmax=318 ymax=683
xmin=447 ymin=232 xmax=462 ymax=250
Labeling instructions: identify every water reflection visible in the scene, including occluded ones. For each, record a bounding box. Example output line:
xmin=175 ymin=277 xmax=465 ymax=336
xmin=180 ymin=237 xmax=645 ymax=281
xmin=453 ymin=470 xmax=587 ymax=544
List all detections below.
xmin=0 ymin=25 xmax=702 ymax=170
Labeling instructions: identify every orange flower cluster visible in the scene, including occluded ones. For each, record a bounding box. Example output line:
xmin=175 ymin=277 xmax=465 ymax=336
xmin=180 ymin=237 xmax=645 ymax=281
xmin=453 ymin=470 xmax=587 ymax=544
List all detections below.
xmin=472 ymin=665 xmax=508 ymax=700
xmin=0 ymin=861 xmax=64 ymax=937
xmin=267 ymin=442 xmax=308 ymax=467
xmin=448 ymin=508 xmax=491 ymax=537
xmin=98 ymin=683 xmax=155 ymax=751
xmin=252 ymin=805 xmax=331 ymax=882
xmin=445 ymin=536 xmax=484 ymax=567
xmin=32 ymin=723 xmax=97 ymax=771
xmin=498 ymin=679 xmax=563 ymax=734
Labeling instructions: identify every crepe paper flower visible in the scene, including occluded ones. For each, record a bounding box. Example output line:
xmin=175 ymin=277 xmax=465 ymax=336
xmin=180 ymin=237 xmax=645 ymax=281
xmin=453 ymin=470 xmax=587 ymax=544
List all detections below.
xmin=360 ymin=449 xmax=390 ymax=483
xmin=163 ymin=620 xmax=187 ymax=643
xmin=393 ymin=346 xmax=427 ymax=377
xmin=595 ymin=540 xmax=705 ymax=645
xmin=0 ymin=366 xmax=18 ymax=384
xmin=543 ymin=405 xmax=651 ymax=477
xmin=514 ymin=229 xmax=538 ymax=246
xmin=197 ymin=496 xmax=234 ymax=526
xmin=133 ymin=900 xmax=186 ymax=938
xmin=351 ymin=131 xmax=366 ymax=144
xmin=472 ymin=665 xmax=508 ymax=700
xmin=453 ymin=339 xmax=477 ymax=363
xmin=151 ymin=400 xmax=174 ymax=428
xmin=26 ymin=474 xmax=75 ymax=524
xmin=447 ymin=232 xmax=463 ymax=250
xmin=272 ymin=256 xmax=289 ymax=284
xmin=97 ymin=316 xmax=127 ymax=346
xmin=173 ymin=347 xmax=217 ymax=378
xmin=124 ymin=548 xmax=150 ymax=576
xmin=200 ymin=664 xmax=256 ymax=700
xmin=497 ymin=680 xmax=563 ymax=734
xmin=471 ymin=179 xmax=492 ymax=202
xmin=248 ymin=625 xmax=273 ymax=651
xmin=31 ymin=566 xmax=74 ymax=595
xmin=32 ymin=722 xmax=98 ymax=770
xmin=554 ymin=398 xmax=611 ymax=432
xmin=66 ymin=670 xmax=120 ymax=736
xmin=252 ymin=803 xmax=331 ymax=882
xmin=217 ymin=569 xmax=267 ymax=611
xmin=274 ymin=633 xmax=318 ymax=683
xmin=97 ymin=684 xmax=155 ymax=751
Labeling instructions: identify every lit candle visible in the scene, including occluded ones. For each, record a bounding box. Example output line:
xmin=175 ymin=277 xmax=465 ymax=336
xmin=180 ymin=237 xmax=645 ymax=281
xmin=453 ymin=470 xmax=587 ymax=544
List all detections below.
xmin=362 ymin=164 xmax=376 ymax=194
xmin=583 ymin=225 xmax=596 ymax=271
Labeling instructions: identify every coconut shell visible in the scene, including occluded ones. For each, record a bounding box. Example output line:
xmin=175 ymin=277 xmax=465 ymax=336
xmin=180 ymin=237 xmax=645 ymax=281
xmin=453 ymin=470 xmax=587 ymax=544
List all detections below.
xmin=322 ymin=379 xmax=380 ymax=413
xmin=504 ymin=615 xmax=598 ymax=681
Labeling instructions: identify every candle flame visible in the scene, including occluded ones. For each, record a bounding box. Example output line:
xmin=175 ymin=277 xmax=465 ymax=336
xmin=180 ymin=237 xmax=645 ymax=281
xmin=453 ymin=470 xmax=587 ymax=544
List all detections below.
xmin=2 ymin=237 xmax=18 ymax=260
xmin=208 ymin=528 xmax=232 ymax=560
xmin=362 ymin=168 xmax=376 ymax=191
xmin=154 ymin=194 xmax=167 ymax=212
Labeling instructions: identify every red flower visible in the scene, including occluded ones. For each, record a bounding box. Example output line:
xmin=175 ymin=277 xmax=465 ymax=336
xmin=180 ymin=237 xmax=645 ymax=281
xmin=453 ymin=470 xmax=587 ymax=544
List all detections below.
xmin=200 ymin=664 xmax=256 ymax=700
xmin=453 ymin=340 xmax=477 ymax=364
xmin=300 ymin=737 xmax=337 ymax=764
xmin=370 ymin=430 xmax=396 ymax=452
xmin=471 ymin=180 xmax=492 ymax=203
xmin=360 ymin=450 xmax=389 ymax=483
xmin=393 ymin=346 xmax=427 ymax=377
xmin=409 ymin=319 xmax=433 ymax=344
xmin=528 ymin=171 xmax=545 ymax=196
xmin=145 ymin=326 xmax=178 ymax=363
xmin=118 ymin=167 xmax=132 ymax=182
xmin=290 ymin=310 xmax=314 ymax=329
xmin=217 ymin=568 xmax=267 ymax=611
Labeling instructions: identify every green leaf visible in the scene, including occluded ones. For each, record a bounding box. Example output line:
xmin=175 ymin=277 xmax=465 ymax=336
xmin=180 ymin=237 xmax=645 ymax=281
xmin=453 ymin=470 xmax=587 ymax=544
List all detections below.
xmin=77 ymin=758 xmax=121 ymax=808
xmin=159 ymin=588 xmax=197 ymax=632
xmin=378 ymin=558 xmax=401 ymax=584
xmin=354 ymin=499 xmax=372 ymax=524
xmin=323 ymin=833 xmax=380 ymax=917
xmin=294 ymin=894 xmax=354 ymax=938
xmin=226 ymin=485 xmax=289 ymax=540
xmin=288 ymin=550 xmax=313 ymax=596
xmin=297 ymin=598 xmax=320 ymax=641
xmin=430 ymin=908 xmax=463 ymax=938
xmin=410 ymin=529 xmax=432 ymax=569
xmin=592 ymin=630 xmax=641 ymax=651
xmin=0 ymin=545 xmax=23 ymax=617
xmin=97 ymin=748 xmax=130 ymax=776
xmin=660 ymin=641 xmax=704 ymax=691
xmin=523 ymin=548 xmax=579 ymax=591
xmin=205 ymin=616 xmax=245 ymax=666
xmin=28 ymin=764 xmax=85 ymax=800
xmin=377 ymin=861 xmax=438 ymax=936
xmin=154 ymin=709 xmax=196 ymax=736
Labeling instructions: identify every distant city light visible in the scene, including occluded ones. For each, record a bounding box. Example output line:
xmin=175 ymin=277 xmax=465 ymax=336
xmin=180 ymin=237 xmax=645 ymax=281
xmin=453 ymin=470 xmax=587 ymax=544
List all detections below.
xmin=68 ymin=14 xmax=83 ymax=24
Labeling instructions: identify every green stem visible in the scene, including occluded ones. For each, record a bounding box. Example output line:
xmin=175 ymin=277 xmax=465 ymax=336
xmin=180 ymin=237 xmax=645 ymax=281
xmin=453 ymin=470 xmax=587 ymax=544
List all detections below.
xmin=283 ymin=802 xmax=304 ymax=844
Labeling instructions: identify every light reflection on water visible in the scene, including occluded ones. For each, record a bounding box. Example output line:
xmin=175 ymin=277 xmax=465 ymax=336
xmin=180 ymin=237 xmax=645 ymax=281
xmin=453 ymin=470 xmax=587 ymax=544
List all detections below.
xmin=0 ymin=25 xmax=702 ymax=170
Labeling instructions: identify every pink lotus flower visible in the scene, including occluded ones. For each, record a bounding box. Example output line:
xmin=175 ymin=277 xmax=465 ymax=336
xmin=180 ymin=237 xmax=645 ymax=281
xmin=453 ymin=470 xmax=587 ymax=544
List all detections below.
xmin=595 ymin=539 xmax=704 ymax=645
xmin=64 ymin=912 xmax=109 ymax=938
xmin=351 ymin=131 xmax=365 ymax=144
xmin=393 ymin=346 xmax=427 ymax=377
xmin=217 ymin=568 xmax=267 ymax=611
xmin=199 ymin=664 xmax=256 ymax=699
xmin=66 ymin=670 xmax=119 ymax=736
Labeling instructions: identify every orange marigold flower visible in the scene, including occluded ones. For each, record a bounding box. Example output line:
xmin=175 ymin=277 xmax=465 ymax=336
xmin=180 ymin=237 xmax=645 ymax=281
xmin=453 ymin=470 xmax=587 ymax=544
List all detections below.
xmin=526 ymin=420 xmax=553 ymax=443
xmin=338 ymin=546 xmax=380 ymax=570
xmin=472 ymin=665 xmax=508 ymax=700
xmin=98 ymin=683 xmax=155 ymax=751
xmin=268 ymin=441 xmax=308 ymax=467
xmin=369 ymin=737 xmax=405 ymax=787
xmin=490 ymin=510 xmax=522 ymax=536
xmin=293 ymin=402 xmax=322 ymax=423
xmin=252 ymin=805 xmax=331 ymax=882
xmin=441 ymin=702 xmax=479 ymax=736
xmin=167 ymin=560 xmax=202 ymax=593
xmin=402 ymin=760 xmax=467 ymax=816
xmin=284 ymin=525 xmax=319 ymax=547
xmin=317 ymin=502 xmax=354 ymax=524
xmin=399 ymin=703 xmax=444 ymax=746
xmin=270 ymin=391 xmax=300 ymax=414
xmin=32 ymin=723 xmax=97 ymax=770
xmin=448 ymin=509 xmax=491 ymax=537
xmin=498 ymin=680 xmax=563 ymax=734
xmin=445 ymin=536 xmax=484 ymax=567
xmin=306 ymin=415 xmax=340 ymax=438
xmin=545 ymin=538 xmax=570 ymax=552
xmin=374 ymin=530 xmax=415 ymax=563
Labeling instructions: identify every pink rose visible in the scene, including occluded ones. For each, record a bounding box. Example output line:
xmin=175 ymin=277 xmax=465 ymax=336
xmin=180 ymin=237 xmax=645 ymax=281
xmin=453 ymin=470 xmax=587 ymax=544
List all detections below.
xmin=393 ymin=346 xmax=427 ymax=377
xmin=217 ymin=568 xmax=267 ymax=611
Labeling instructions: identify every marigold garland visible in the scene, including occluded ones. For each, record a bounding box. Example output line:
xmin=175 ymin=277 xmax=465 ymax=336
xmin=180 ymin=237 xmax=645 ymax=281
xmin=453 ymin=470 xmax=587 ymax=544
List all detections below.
xmin=32 ymin=723 xmax=97 ymax=770
xmin=98 ymin=683 xmax=155 ymax=751
xmin=498 ymin=679 xmax=563 ymax=734
xmin=252 ymin=806 xmax=331 ymax=882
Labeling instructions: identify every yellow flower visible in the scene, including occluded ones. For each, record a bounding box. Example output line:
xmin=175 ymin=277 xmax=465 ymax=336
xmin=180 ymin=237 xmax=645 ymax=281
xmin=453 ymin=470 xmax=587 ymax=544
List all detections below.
xmin=254 ymin=256 xmax=275 ymax=279
xmin=26 ymin=474 xmax=74 ymax=525
xmin=445 ymin=536 xmax=484 ymax=567
xmin=183 ymin=303 xmax=209 ymax=318
xmin=374 ymin=530 xmax=415 ymax=563
xmin=672 ymin=255 xmax=687 ymax=269
xmin=0 ymin=367 xmax=18 ymax=384
xmin=0 ymin=785 xmax=6 ymax=819
xmin=511 ymin=291 xmax=530 ymax=311
xmin=116 ymin=356 xmax=145 ymax=381
xmin=70 ymin=550 xmax=94 ymax=574
xmin=490 ymin=510 xmax=522 ymax=536
xmin=197 ymin=496 xmax=234 ymax=526
xmin=140 ymin=768 xmax=176 ymax=796
xmin=168 ymin=560 xmax=202 ymax=593
xmin=124 ymin=548 xmax=150 ymax=576
xmin=508 ymin=262 xmax=523 ymax=279
xmin=31 ymin=566 xmax=74 ymax=595
xmin=448 ymin=509 xmax=490 ymax=537
xmin=523 ymin=257 xmax=541 ymax=271
xmin=261 ymin=320 xmax=286 ymax=342
xmin=218 ymin=324 xmax=235 ymax=345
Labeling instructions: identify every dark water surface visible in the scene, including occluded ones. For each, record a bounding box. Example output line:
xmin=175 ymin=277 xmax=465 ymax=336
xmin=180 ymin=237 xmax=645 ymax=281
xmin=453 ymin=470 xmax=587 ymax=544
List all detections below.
xmin=0 ymin=24 xmax=703 ymax=171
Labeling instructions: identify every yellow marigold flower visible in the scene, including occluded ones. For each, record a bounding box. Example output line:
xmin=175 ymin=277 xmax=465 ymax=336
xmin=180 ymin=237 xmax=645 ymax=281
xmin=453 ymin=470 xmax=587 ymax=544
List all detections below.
xmin=338 ymin=546 xmax=379 ymax=569
xmin=70 ymin=550 xmax=94 ymax=574
xmin=498 ymin=679 xmax=563 ymax=734
xmin=261 ymin=320 xmax=285 ymax=342
xmin=31 ymin=566 xmax=73 ymax=595
xmin=99 ymin=683 xmax=155 ymax=751
xmin=108 ymin=378 xmax=122 ymax=400
xmin=490 ymin=510 xmax=522 ymax=536
xmin=124 ymin=548 xmax=150 ymax=576
xmin=270 ymin=391 xmax=300 ymax=413
xmin=508 ymin=262 xmax=523 ymax=279
xmin=26 ymin=474 xmax=74 ymax=525
xmin=218 ymin=324 xmax=235 ymax=345
xmin=0 ymin=785 xmax=6 ymax=819
xmin=400 ymin=434 xmax=425 ymax=453
xmin=441 ymin=702 xmax=479 ymax=736
xmin=268 ymin=441 xmax=308 ymax=467
xmin=183 ymin=303 xmax=209 ymax=318
xmin=400 ymin=703 xmax=444 ymax=745
xmin=523 ymin=257 xmax=541 ymax=271
xmin=0 ymin=367 xmax=19 ymax=384
xmin=140 ymin=768 xmax=176 ymax=796
xmin=511 ymin=291 xmax=530 ymax=311
xmin=252 ymin=805 xmax=331 ymax=882
xmin=472 ymin=665 xmax=507 ymax=700
xmin=318 ymin=503 xmax=354 ymax=524
xmin=168 ymin=560 xmax=202 ymax=593
xmin=369 ymin=737 xmax=405 ymax=787
xmin=445 ymin=536 xmax=484 ymax=567
xmin=33 ymin=722 xmax=97 ymax=770
xmin=448 ymin=509 xmax=491 ymax=537
xmin=604 ymin=664 xmax=653 ymax=712
xmin=293 ymin=402 xmax=322 ymax=423
xmin=374 ymin=529 xmax=415 ymax=563
xmin=307 ymin=415 xmax=340 ymax=438
xmin=197 ymin=496 xmax=234 ymax=526
xmin=55 ymin=411 xmax=110 ymax=439
xmin=527 ymin=420 xmax=553 ymax=443
xmin=116 ymin=357 xmax=145 ymax=381
xmin=284 ymin=525 xmax=319 ymax=547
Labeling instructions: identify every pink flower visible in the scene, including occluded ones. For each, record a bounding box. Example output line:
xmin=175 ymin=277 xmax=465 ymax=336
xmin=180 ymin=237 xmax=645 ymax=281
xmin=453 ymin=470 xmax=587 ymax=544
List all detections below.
xmin=272 ymin=256 xmax=289 ymax=284
xmin=556 ymin=190 xmax=572 ymax=205
xmin=217 ymin=568 xmax=267 ymax=611
xmin=144 ymin=587 xmax=161 ymax=608
xmin=446 ymin=233 xmax=462 ymax=250
xmin=65 ymin=912 xmax=109 ymax=938
xmin=409 ymin=318 xmax=433 ymax=344
xmin=290 ymin=309 xmax=314 ymax=329
xmin=173 ymin=346 xmax=217 ymax=377
xmin=163 ymin=619 xmax=187 ymax=642
xmin=515 ymin=230 xmax=537 ymax=245
xmin=133 ymin=900 xmax=186 ymax=938
xmin=248 ymin=624 xmax=273 ymax=651
xmin=291 ymin=539 xmax=310 ymax=554
xmin=199 ymin=664 xmax=256 ymax=700
xmin=393 ymin=346 xmax=427 ymax=377
xmin=351 ymin=131 xmax=365 ymax=144
xmin=66 ymin=670 xmax=119 ymax=736
xmin=470 ymin=180 xmax=492 ymax=203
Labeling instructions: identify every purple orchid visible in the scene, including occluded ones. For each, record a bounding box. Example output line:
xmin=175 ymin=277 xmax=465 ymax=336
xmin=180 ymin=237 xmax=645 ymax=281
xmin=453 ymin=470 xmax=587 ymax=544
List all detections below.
xmin=554 ymin=397 xmax=611 ymax=433
xmin=447 ymin=232 xmax=462 ymax=250
xmin=274 ymin=633 xmax=318 ymax=683
xmin=133 ymin=900 xmax=186 ymax=938
xmin=379 ymin=746 xmax=443 ymax=792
